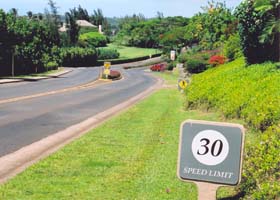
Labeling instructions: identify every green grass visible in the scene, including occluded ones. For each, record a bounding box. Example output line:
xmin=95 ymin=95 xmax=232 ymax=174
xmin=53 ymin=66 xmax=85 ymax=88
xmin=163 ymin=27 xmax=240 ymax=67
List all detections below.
xmin=100 ymin=43 xmax=160 ymax=60
xmin=0 ymin=73 xmax=246 ymax=199
xmin=153 ymin=70 xmax=179 ymax=86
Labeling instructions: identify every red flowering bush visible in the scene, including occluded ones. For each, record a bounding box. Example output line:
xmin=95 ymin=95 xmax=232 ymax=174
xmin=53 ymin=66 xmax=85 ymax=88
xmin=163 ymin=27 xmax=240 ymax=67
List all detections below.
xmin=150 ymin=63 xmax=166 ymax=72
xmin=208 ymin=55 xmax=226 ymax=66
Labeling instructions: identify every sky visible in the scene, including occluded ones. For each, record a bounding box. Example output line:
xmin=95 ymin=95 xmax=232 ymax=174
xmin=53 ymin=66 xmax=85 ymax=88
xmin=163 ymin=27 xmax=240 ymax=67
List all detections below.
xmin=0 ymin=0 xmax=243 ymax=18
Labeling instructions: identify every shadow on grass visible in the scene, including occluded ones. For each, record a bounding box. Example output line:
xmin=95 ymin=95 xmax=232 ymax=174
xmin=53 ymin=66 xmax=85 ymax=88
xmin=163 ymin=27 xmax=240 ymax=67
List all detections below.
xmin=218 ymin=192 xmax=245 ymax=200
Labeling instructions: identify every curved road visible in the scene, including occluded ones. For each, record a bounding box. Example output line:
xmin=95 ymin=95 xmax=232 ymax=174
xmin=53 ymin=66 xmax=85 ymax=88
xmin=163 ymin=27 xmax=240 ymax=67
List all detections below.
xmin=0 ymin=66 xmax=156 ymax=157
xmin=0 ymin=67 xmax=100 ymax=100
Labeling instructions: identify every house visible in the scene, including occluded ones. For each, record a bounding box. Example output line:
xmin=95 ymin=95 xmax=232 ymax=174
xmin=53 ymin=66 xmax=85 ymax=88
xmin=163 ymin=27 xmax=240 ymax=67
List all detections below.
xmin=59 ymin=20 xmax=97 ymax=32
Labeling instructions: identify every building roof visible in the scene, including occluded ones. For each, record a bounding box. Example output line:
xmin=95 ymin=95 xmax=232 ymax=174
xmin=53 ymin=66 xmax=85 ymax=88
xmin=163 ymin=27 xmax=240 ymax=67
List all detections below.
xmin=76 ymin=20 xmax=97 ymax=28
xmin=59 ymin=20 xmax=97 ymax=32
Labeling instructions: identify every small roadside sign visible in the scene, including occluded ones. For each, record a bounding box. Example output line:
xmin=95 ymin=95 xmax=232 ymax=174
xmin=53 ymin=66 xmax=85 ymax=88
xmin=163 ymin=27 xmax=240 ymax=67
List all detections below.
xmin=104 ymin=62 xmax=111 ymax=69
xmin=178 ymin=120 xmax=245 ymax=186
xmin=178 ymin=79 xmax=187 ymax=90
xmin=104 ymin=69 xmax=110 ymax=75
xmin=170 ymin=50 xmax=176 ymax=61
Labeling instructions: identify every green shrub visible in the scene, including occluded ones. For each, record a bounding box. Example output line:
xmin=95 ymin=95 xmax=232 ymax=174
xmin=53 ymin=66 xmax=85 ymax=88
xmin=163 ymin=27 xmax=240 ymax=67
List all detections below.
xmin=79 ymin=32 xmax=107 ymax=48
xmin=97 ymin=48 xmax=120 ymax=60
xmin=186 ymin=58 xmax=280 ymax=130
xmin=79 ymin=27 xmax=98 ymax=34
xmin=239 ymin=126 xmax=280 ymax=199
xmin=167 ymin=61 xmax=176 ymax=71
xmin=222 ymin=34 xmax=243 ymax=61
xmin=180 ymin=51 xmax=210 ymax=73
xmin=178 ymin=52 xmax=188 ymax=63
xmin=60 ymin=47 xmax=97 ymax=67
xmin=185 ymin=58 xmax=207 ymax=73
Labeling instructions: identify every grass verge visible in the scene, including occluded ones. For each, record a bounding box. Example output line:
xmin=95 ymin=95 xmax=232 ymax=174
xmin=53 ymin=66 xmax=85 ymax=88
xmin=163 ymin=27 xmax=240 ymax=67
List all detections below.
xmin=0 ymin=72 xmax=244 ymax=199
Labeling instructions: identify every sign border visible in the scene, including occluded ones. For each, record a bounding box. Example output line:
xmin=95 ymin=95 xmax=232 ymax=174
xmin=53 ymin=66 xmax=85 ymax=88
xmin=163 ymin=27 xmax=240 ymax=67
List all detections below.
xmin=177 ymin=119 xmax=245 ymax=186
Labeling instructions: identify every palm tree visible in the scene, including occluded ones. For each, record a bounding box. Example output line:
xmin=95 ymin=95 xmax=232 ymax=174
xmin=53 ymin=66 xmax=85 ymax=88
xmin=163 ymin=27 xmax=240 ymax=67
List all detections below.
xmin=254 ymin=0 xmax=280 ymax=61
xmin=254 ymin=0 xmax=280 ymax=44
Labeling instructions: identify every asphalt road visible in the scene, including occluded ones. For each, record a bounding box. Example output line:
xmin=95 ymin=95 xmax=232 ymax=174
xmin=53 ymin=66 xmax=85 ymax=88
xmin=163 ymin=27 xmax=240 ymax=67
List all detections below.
xmin=0 ymin=66 xmax=156 ymax=157
xmin=0 ymin=67 xmax=100 ymax=100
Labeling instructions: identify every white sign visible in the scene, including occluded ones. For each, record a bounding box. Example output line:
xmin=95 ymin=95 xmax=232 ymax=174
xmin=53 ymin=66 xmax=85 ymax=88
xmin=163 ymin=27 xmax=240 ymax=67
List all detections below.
xmin=191 ymin=130 xmax=229 ymax=166
xmin=170 ymin=50 xmax=176 ymax=61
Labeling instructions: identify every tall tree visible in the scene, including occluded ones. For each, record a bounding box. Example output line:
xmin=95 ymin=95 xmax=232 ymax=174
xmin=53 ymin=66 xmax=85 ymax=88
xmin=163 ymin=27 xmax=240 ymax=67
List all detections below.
xmin=69 ymin=5 xmax=90 ymax=21
xmin=254 ymin=0 xmax=280 ymax=44
xmin=27 ymin=11 xmax=33 ymax=19
xmin=91 ymin=8 xmax=105 ymax=26
xmin=45 ymin=0 xmax=61 ymax=45
xmin=65 ymin=11 xmax=80 ymax=45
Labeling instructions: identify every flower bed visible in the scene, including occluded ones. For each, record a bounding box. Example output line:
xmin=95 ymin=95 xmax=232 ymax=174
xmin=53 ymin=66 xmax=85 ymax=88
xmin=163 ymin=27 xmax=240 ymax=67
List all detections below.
xmin=108 ymin=70 xmax=121 ymax=80
xmin=208 ymin=55 xmax=226 ymax=66
xmin=150 ymin=63 xmax=166 ymax=72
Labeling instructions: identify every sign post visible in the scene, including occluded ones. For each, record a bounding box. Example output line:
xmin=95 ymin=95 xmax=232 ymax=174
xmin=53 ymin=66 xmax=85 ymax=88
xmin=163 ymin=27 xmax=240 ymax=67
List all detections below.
xmin=177 ymin=120 xmax=245 ymax=199
xmin=103 ymin=62 xmax=111 ymax=79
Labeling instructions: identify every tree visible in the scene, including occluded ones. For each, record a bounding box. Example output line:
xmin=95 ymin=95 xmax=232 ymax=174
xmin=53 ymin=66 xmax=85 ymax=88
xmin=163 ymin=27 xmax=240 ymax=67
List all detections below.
xmin=65 ymin=11 xmax=80 ymax=45
xmin=254 ymin=0 xmax=280 ymax=43
xmin=235 ymin=0 xmax=278 ymax=64
xmin=254 ymin=0 xmax=280 ymax=61
xmin=45 ymin=0 xmax=61 ymax=45
xmin=91 ymin=8 xmax=105 ymax=26
xmin=10 ymin=8 xmax=18 ymax=18
xmin=69 ymin=5 xmax=90 ymax=21
xmin=27 ymin=11 xmax=33 ymax=19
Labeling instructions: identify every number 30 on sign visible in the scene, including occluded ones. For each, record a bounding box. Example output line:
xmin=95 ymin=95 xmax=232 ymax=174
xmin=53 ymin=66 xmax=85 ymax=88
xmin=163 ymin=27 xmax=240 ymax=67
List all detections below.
xmin=177 ymin=120 xmax=245 ymax=186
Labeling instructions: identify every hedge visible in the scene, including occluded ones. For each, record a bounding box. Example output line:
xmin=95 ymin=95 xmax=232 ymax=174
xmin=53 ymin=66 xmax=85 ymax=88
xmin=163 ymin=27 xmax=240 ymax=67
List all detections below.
xmin=60 ymin=47 xmax=97 ymax=67
xmin=79 ymin=32 xmax=107 ymax=48
xmin=97 ymin=53 xmax=162 ymax=65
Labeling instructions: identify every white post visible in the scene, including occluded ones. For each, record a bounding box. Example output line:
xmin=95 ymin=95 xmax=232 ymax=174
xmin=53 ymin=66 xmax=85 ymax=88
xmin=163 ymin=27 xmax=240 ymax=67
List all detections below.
xmin=197 ymin=182 xmax=219 ymax=200
xmin=11 ymin=51 xmax=14 ymax=77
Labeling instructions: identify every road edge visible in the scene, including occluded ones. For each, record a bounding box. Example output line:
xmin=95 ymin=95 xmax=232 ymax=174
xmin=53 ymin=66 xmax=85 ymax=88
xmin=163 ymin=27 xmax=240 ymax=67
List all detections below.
xmin=0 ymin=75 xmax=163 ymax=185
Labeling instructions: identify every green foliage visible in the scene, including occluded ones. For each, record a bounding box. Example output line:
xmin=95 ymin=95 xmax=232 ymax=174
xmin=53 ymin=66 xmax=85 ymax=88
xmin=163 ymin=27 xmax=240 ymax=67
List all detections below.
xmin=184 ymin=1 xmax=235 ymax=50
xmin=159 ymin=27 xmax=186 ymax=53
xmin=179 ymin=51 xmax=211 ymax=73
xmin=235 ymin=0 xmax=279 ymax=64
xmin=240 ymin=126 xmax=280 ymax=199
xmin=185 ymin=58 xmax=207 ymax=74
xmin=60 ymin=47 xmax=97 ymax=67
xmin=115 ymin=16 xmax=188 ymax=48
xmin=254 ymin=0 xmax=280 ymax=44
xmin=222 ymin=34 xmax=243 ymax=61
xmin=186 ymin=58 xmax=280 ymax=131
xmin=79 ymin=32 xmax=107 ymax=48
xmin=69 ymin=5 xmax=90 ymax=21
xmin=45 ymin=0 xmax=61 ymax=46
xmin=97 ymin=48 xmax=119 ymax=60
xmin=79 ymin=27 xmax=98 ymax=34
xmin=65 ymin=11 xmax=80 ymax=45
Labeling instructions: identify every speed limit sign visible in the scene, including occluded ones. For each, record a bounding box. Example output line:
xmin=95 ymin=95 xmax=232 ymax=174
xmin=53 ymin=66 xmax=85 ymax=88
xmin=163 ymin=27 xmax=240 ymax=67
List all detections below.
xmin=177 ymin=120 xmax=244 ymax=186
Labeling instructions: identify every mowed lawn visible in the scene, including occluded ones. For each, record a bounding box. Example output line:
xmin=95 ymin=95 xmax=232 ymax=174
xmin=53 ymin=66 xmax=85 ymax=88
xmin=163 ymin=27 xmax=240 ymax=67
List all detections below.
xmin=0 ymin=73 xmax=237 ymax=199
xmin=100 ymin=43 xmax=160 ymax=60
